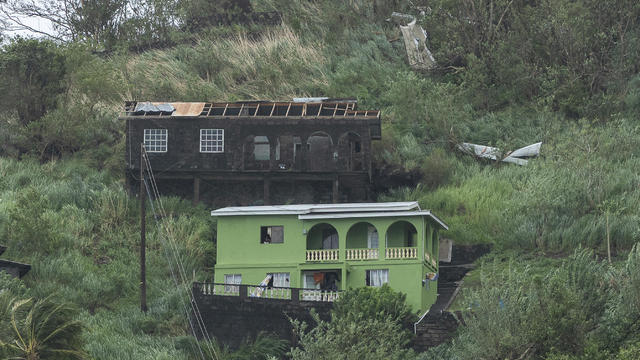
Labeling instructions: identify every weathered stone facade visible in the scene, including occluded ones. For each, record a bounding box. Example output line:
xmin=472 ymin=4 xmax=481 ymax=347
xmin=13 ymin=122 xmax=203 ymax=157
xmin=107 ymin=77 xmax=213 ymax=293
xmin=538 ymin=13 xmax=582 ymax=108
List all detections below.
xmin=124 ymin=100 xmax=381 ymax=206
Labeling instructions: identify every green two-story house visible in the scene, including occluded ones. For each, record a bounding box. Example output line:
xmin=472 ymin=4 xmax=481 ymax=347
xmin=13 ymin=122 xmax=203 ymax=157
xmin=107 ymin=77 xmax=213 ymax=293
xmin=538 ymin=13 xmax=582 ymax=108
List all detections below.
xmin=211 ymin=202 xmax=448 ymax=312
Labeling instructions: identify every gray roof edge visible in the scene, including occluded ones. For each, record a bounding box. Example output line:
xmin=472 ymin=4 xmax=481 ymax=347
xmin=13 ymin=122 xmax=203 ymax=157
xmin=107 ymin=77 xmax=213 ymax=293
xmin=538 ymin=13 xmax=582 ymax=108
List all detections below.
xmin=210 ymin=202 xmax=419 ymax=217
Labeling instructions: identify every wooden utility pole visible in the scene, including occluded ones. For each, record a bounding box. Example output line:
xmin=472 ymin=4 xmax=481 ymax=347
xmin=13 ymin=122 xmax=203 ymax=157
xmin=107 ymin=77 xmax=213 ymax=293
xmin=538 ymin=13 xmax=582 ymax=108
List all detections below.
xmin=606 ymin=212 xmax=611 ymax=264
xmin=140 ymin=144 xmax=148 ymax=312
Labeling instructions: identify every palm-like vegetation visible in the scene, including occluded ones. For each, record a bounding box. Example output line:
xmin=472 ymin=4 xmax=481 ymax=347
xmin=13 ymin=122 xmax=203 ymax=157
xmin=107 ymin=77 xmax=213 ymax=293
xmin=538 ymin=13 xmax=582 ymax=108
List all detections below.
xmin=0 ymin=296 xmax=86 ymax=360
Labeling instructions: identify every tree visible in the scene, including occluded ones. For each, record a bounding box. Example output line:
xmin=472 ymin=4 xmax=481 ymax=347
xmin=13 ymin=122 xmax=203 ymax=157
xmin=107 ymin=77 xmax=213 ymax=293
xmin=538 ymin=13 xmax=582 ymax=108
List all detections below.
xmin=0 ymin=0 xmax=127 ymax=43
xmin=0 ymin=0 xmax=179 ymax=51
xmin=0 ymin=296 xmax=87 ymax=359
xmin=0 ymin=38 xmax=66 ymax=126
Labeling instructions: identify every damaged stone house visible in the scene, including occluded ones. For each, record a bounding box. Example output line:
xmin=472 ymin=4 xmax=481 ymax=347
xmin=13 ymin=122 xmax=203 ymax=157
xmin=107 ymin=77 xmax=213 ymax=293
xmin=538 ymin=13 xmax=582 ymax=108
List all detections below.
xmin=123 ymin=98 xmax=381 ymax=206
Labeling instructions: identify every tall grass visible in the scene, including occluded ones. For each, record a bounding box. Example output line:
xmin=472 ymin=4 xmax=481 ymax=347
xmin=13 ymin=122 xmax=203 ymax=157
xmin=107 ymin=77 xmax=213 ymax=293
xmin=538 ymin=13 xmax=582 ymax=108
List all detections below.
xmin=383 ymin=119 xmax=640 ymax=253
xmin=121 ymin=26 xmax=328 ymax=101
xmin=0 ymin=158 xmax=217 ymax=359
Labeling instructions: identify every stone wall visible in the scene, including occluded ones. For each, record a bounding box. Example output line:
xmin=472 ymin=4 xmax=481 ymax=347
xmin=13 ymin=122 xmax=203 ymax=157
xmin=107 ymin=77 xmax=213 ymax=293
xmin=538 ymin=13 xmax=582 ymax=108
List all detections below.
xmin=192 ymin=290 xmax=461 ymax=351
xmin=192 ymin=292 xmax=333 ymax=349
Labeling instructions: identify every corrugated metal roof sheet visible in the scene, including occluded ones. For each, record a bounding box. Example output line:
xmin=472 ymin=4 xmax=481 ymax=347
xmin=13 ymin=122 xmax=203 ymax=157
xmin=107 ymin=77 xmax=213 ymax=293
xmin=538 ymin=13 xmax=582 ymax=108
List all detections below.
xmin=210 ymin=202 xmax=449 ymax=229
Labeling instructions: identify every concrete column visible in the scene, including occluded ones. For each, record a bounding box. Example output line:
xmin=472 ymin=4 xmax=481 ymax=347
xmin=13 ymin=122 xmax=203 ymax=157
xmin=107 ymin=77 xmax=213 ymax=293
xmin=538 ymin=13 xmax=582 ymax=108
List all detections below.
xmin=332 ymin=177 xmax=340 ymax=203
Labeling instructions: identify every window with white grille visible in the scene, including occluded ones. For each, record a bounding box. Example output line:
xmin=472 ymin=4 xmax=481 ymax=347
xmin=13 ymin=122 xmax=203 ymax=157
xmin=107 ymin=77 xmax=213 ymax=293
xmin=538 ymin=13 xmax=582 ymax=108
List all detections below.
xmin=143 ymin=129 xmax=167 ymax=152
xmin=200 ymin=129 xmax=224 ymax=153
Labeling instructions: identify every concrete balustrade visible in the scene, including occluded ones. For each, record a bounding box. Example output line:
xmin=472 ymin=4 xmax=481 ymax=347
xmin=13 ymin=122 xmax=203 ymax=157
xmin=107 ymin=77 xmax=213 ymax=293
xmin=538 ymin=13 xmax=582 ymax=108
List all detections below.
xmin=385 ymin=246 xmax=418 ymax=259
xmin=305 ymin=249 xmax=339 ymax=261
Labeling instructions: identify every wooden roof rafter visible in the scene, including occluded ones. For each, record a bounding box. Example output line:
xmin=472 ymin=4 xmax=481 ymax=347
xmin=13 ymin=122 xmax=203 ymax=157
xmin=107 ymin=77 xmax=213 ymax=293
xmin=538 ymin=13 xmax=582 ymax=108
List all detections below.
xmin=123 ymin=101 xmax=379 ymax=119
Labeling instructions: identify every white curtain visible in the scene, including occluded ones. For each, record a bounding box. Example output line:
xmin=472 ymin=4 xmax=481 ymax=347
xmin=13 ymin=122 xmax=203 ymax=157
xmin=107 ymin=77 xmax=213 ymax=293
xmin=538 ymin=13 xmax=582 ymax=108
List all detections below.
xmin=303 ymin=273 xmax=321 ymax=289
xmin=224 ymin=274 xmax=241 ymax=293
xmin=367 ymin=225 xmax=379 ymax=249
xmin=268 ymin=272 xmax=290 ymax=287
xmin=369 ymin=269 xmax=388 ymax=287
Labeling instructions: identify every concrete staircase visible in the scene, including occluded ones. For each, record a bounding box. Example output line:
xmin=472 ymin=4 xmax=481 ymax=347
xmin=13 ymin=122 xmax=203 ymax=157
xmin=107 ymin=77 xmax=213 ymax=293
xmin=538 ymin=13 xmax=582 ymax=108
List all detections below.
xmin=412 ymin=244 xmax=491 ymax=351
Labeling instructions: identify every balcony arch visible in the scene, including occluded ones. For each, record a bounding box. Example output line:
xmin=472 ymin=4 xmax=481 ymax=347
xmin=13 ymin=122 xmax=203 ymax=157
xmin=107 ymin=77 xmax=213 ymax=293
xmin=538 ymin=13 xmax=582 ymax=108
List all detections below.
xmin=337 ymin=131 xmax=363 ymax=171
xmin=306 ymin=131 xmax=333 ymax=171
xmin=306 ymin=223 xmax=339 ymax=261
xmin=385 ymin=220 xmax=418 ymax=259
xmin=345 ymin=222 xmax=379 ymax=260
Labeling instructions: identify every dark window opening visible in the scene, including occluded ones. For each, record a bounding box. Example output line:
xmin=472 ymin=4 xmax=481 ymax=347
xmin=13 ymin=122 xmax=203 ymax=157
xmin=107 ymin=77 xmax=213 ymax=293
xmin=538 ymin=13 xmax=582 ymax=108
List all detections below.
xmin=407 ymin=231 xmax=415 ymax=247
xmin=254 ymin=136 xmax=270 ymax=161
xmin=261 ymin=226 xmax=284 ymax=244
xmin=322 ymin=228 xmax=338 ymax=249
xmin=354 ymin=141 xmax=361 ymax=153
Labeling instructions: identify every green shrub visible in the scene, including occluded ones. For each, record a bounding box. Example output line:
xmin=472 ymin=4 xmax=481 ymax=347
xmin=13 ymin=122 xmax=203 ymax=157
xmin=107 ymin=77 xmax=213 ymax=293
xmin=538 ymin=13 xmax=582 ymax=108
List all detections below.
xmin=290 ymin=313 xmax=414 ymax=360
xmin=424 ymin=249 xmax=610 ymax=360
xmin=332 ymin=284 xmax=416 ymax=329
xmin=291 ymin=285 xmax=416 ymax=360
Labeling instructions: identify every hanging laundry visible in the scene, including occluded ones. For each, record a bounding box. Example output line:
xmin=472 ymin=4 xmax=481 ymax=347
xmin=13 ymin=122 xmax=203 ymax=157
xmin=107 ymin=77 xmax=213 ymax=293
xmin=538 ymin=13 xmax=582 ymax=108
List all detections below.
xmin=313 ymin=272 xmax=325 ymax=285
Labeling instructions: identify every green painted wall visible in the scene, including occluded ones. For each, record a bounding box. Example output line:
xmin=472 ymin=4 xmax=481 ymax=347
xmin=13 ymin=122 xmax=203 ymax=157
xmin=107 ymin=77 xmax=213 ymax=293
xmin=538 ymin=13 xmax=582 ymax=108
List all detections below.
xmin=214 ymin=214 xmax=443 ymax=312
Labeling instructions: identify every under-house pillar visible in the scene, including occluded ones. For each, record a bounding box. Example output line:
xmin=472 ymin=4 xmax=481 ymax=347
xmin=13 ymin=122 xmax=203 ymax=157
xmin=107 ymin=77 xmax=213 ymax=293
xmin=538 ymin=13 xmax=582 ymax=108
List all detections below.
xmin=332 ymin=177 xmax=340 ymax=203
xmin=193 ymin=177 xmax=200 ymax=205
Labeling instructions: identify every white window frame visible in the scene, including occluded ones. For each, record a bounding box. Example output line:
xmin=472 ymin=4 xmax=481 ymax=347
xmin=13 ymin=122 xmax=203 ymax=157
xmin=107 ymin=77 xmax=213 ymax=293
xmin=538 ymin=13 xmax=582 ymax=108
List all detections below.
xmin=200 ymin=129 xmax=224 ymax=153
xmin=366 ymin=269 xmax=389 ymax=287
xmin=224 ymin=274 xmax=241 ymax=294
xmin=267 ymin=272 xmax=290 ymax=288
xmin=143 ymin=129 xmax=168 ymax=152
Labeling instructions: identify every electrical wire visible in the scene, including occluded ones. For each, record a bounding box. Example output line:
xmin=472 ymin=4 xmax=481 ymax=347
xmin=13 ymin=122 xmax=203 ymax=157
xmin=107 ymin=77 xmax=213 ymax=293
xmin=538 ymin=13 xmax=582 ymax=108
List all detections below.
xmin=140 ymin=147 xmax=218 ymax=360
xmin=142 ymin=153 xmax=216 ymax=354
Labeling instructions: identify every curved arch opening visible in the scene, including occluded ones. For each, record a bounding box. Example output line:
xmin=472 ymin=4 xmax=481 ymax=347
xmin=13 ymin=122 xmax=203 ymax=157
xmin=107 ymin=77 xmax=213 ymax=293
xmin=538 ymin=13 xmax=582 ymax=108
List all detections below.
xmin=337 ymin=131 xmax=363 ymax=171
xmin=306 ymin=223 xmax=339 ymax=250
xmin=385 ymin=221 xmax=417 ymax=248
xmin=306 ymin=132 xmax=333 ymax=171
xmin=346 ymin=222 xmax=379 ymax=260
xmin=346 ymin=222 xmax=378 ymax=249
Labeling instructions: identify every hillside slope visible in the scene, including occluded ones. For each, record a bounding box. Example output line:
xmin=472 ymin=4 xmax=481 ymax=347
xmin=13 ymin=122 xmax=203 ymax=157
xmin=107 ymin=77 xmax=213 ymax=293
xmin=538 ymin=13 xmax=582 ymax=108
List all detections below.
xmin=1 ymin=0 xmax=639 ymax=359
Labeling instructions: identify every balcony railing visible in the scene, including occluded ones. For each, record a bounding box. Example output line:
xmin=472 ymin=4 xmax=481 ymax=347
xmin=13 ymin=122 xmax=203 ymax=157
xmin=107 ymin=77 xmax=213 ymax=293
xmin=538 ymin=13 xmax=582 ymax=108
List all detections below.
xmin=301 ymin=289 xmax=341 ymax=302
xmin=425 ymin=252 xmax=438 ymax=268
xmin=306 ymin=249 xmax=339 ymax=261
xmin=193 ymin=282 xmax=341 ymax=303
xmin=385 ymin=247 xmax=418 ymax=259
xmin=345 ymin=248 xmax=379 ymax=260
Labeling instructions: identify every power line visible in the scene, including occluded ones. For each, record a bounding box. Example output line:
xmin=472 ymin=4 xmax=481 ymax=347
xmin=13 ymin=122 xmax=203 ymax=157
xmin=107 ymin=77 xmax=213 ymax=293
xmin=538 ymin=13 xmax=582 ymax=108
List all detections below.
xmin=140 ymin=146 xmax=218 ymax=360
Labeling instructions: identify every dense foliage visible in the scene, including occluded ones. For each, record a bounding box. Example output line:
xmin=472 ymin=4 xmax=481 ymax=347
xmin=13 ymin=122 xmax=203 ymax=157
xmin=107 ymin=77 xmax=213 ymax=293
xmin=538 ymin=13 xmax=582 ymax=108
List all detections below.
xmin=422 ymin=246 xmax=640 ymax=359
xmin=290 ymin=285 xmax=415 ymax=360
xmin=0 ymin=0 xmax=639 ymax=358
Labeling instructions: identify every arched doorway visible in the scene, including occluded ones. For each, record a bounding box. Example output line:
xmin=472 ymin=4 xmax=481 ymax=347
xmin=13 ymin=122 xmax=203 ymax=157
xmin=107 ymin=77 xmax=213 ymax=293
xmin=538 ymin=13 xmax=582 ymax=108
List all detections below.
xmin=337 ymin=132 xmax=363 ymax=171
xmin=346 ymin=222 xmax=379 ymax=260
xmin=385 ymin=221 xmax=418 ymax=259
xmin=306 ymin=132 xmax=333 ymax=171
xmin=242 ymin=135 xmax=270 ymax=170
xmin=306 ymin=223 xmax=339 ymax=261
